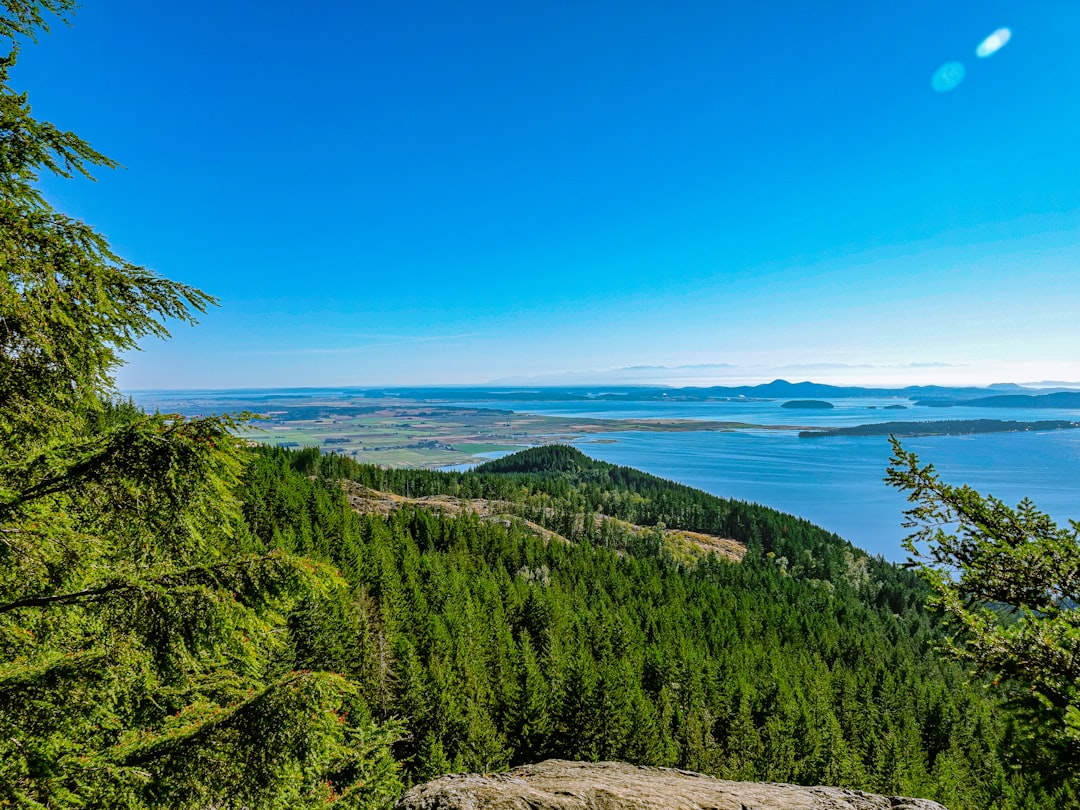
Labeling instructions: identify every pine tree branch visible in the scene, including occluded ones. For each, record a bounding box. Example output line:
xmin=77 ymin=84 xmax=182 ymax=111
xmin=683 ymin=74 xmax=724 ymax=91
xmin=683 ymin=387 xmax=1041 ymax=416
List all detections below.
xmin=0 ymin=551 xmax=305 ymax=614
xmin=0 ymin=580 xmax=130 ymax=612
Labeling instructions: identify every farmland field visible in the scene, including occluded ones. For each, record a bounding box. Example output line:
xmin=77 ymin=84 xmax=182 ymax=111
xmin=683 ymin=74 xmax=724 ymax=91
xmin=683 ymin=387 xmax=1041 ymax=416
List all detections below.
xmin=234 ymin=401 xmax=764 ymax=467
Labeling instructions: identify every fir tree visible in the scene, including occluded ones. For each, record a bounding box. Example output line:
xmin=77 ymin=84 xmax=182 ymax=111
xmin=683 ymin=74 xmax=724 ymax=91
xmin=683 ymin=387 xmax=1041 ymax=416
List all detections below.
xmin=0 ymin=4 xmax=400 ymax=806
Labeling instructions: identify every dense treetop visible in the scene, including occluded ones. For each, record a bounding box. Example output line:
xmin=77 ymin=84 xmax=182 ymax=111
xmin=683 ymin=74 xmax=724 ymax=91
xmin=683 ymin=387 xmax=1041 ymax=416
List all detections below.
xmin=236 ymin=444 xmax=1074 ymax=807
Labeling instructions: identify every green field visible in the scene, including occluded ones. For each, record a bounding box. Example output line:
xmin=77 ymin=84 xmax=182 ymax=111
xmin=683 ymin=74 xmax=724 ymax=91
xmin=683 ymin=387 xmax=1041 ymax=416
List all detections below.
xmin=238 ymin=400 xmax=778 ymax=468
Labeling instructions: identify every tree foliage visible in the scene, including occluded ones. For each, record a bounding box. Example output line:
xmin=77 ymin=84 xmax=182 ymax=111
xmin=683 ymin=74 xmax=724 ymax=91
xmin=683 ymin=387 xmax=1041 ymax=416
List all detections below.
xmin=241 ymin=443 xmax=1070 ymax=808
xmin=887 ymin=438 xmax=1080 ymax=789
xmin=0 ymin=4 xmax=401 ymax=806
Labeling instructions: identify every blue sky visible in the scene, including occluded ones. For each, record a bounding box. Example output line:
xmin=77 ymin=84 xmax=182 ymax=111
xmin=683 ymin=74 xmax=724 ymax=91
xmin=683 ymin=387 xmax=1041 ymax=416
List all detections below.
xmin=14 ymin=0 xmax=1080 ymax=388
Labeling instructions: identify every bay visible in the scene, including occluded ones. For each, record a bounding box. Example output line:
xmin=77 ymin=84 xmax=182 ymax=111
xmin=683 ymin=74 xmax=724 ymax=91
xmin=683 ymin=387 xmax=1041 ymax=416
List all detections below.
xmin=448 ymin=397 xmax=1080 ymax=561
xmin=572 ymin=429 xmax=1080 ymax=561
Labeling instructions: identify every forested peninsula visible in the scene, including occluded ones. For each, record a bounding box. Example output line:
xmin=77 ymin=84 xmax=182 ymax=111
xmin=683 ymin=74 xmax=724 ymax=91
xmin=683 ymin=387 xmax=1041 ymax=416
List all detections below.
xmin=799 ymin=419 xmax=1080 ymax=438
xmin=913 ymin=392 xmax=1080 ymax=409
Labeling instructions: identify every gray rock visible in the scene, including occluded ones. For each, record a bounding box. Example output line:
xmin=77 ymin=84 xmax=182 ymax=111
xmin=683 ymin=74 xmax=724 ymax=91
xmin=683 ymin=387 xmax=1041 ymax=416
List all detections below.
xmin=395 ymin=760 xmax=947 ymax=810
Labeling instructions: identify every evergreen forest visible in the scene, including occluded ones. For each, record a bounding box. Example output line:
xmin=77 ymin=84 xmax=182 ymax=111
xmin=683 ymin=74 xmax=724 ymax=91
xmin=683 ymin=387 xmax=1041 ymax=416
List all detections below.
xmin=232 ymin=444 xmax=1070 ymax=808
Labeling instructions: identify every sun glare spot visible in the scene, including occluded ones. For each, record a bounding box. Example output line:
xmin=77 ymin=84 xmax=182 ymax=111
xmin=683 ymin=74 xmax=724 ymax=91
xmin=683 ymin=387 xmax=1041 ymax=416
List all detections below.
xmin=976 ymin=27 xmax=1012 ymax=58
xmin=931 ymin=61 xmax=966 ymax=92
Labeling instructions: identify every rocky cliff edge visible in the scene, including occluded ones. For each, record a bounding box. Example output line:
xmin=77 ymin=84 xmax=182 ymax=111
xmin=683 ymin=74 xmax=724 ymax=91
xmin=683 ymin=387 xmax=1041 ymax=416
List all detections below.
xmin=395 ymin=760 xmax=947 ymax=810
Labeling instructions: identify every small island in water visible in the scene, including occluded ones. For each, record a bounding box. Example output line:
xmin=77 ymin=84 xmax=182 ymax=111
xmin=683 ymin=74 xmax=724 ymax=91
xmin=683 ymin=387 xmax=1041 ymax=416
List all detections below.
xmin=799 ymin=419 xmax=1080 ymax=438
xmin=781 ymin=399 xmax=835 ymax=409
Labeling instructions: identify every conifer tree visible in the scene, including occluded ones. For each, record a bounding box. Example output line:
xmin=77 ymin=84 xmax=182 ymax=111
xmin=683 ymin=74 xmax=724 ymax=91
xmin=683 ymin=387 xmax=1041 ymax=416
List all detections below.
xmin=887 ymin=439 xmax=1080 ymax=793
xmin=0 ymin=3 xmax=400 ymax=806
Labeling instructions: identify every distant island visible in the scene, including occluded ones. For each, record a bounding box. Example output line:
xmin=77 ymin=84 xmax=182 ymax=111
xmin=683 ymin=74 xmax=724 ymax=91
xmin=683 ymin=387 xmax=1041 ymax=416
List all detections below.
xmin=125 ymin=381 xmax=1080 ymax=468
xmin=799 ymin=419 xmax=1080 ymax=438
xmin=781 ymin=399 xmax=834 ymax=409
xmin=913 ymin=391 xmax=1080 ymax=409
xmin=327 ymin=379 xmax=1080 ymax=405
xmin=132 ymin=380 xmax=1080 ymax=412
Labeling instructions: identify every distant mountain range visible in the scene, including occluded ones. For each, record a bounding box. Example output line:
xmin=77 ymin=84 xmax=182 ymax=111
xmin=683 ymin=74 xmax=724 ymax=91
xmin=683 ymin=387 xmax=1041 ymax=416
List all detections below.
xmin=128 ymin=380 xmax=1080 ymax=417
xmin=364 ymin=379 xmax=1080 ymax=403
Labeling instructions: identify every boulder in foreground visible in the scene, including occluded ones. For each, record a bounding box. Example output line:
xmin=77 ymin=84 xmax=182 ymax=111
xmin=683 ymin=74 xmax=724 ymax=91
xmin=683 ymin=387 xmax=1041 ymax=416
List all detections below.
xmin=395 ymin=760 xmax=947 ymax=810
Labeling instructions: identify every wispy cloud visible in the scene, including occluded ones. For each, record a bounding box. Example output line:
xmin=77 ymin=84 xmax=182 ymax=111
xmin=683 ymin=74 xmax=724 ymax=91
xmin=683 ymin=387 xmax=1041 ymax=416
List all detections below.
xmin=776 ymin=362 xmax=877 ymax=371
xmin=490 ymin=363 xmax=751 ymax=385
xmin=620 ymin=363 xmax=739 ymax=372
xmin=777 ymin=361 xmax=960 ymax=371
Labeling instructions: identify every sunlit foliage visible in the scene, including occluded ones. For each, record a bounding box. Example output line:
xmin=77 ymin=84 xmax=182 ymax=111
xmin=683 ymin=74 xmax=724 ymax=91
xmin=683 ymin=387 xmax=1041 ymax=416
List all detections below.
xmin=0 ymin=3 xmax=401 ymax=806
xmin=889 ymin=438 xmax=1080 ymax=793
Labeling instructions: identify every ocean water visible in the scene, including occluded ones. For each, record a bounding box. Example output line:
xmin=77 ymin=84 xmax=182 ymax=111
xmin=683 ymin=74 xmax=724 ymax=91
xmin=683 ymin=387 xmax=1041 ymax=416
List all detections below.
xmin=447 ymin=397 xmax=1080 ymax=561
xmin=447 ymin=395 xmax=1080 ymax=427
xmin=570 ymin=429 xmax=1080 ymax=561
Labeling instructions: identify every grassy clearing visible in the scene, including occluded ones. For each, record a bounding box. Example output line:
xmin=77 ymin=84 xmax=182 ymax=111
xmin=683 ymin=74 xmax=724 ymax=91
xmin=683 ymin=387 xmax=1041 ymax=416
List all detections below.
xmin=454 ymin=443 xmax=523 ymax=454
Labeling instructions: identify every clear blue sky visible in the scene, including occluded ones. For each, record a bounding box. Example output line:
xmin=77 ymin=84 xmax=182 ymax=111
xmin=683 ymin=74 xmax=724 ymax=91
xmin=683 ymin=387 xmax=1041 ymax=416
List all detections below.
xmin=14 ymin=0 xmax=1080 ymax=389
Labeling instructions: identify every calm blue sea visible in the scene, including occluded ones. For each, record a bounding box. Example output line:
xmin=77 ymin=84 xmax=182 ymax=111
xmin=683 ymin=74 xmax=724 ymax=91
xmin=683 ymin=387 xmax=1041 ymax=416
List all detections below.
xmin=449 ymin=397 xmax=1080 ymax=561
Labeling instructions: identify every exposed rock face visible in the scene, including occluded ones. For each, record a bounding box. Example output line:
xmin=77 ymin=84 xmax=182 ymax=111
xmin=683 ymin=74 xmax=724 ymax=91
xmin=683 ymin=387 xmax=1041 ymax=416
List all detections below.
xmin=395 ymin=760 xmax=947 ymax=810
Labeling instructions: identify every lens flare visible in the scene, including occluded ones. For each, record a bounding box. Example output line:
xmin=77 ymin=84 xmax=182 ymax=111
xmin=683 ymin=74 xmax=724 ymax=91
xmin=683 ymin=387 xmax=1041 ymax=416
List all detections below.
xmin=931 ymin=61 xmax=966 ymax=92
xmin=976 ymin=27 xmax=1012 ymax=58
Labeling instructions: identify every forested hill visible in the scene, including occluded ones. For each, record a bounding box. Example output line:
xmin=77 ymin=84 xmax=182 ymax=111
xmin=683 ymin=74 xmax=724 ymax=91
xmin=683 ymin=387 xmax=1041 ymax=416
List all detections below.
xmin=299 ymin=444 xmax=906 ymax=595
xmin=238 ymin=444 xmax=1060 ymax=808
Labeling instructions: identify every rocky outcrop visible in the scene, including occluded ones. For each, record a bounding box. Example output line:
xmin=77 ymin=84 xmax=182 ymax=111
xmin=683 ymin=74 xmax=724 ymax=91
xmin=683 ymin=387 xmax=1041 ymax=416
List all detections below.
xmin=395 ymin=760 xmax=947 ymax=810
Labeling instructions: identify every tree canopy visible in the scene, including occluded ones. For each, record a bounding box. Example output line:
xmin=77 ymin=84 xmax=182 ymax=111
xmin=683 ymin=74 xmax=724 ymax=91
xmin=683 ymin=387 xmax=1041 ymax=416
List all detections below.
xmin=887 ymin=438 xmax=1080 ymax=790
xmin=239 ymin=443 xmax=1073 ymax=808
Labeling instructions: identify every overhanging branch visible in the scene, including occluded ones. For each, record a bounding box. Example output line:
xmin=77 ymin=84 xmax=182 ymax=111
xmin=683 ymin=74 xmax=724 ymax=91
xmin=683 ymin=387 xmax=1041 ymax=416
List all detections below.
xmin=0 ymin=580 xmax=130 ymax=612
xmin=0 ymin=551 xmax=302 ymax=614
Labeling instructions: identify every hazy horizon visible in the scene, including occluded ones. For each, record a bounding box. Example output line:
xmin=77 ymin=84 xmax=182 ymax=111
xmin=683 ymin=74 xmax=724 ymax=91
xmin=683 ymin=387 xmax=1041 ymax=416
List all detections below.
xmin=120 ymin=370 xmax=1080 ymax=395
